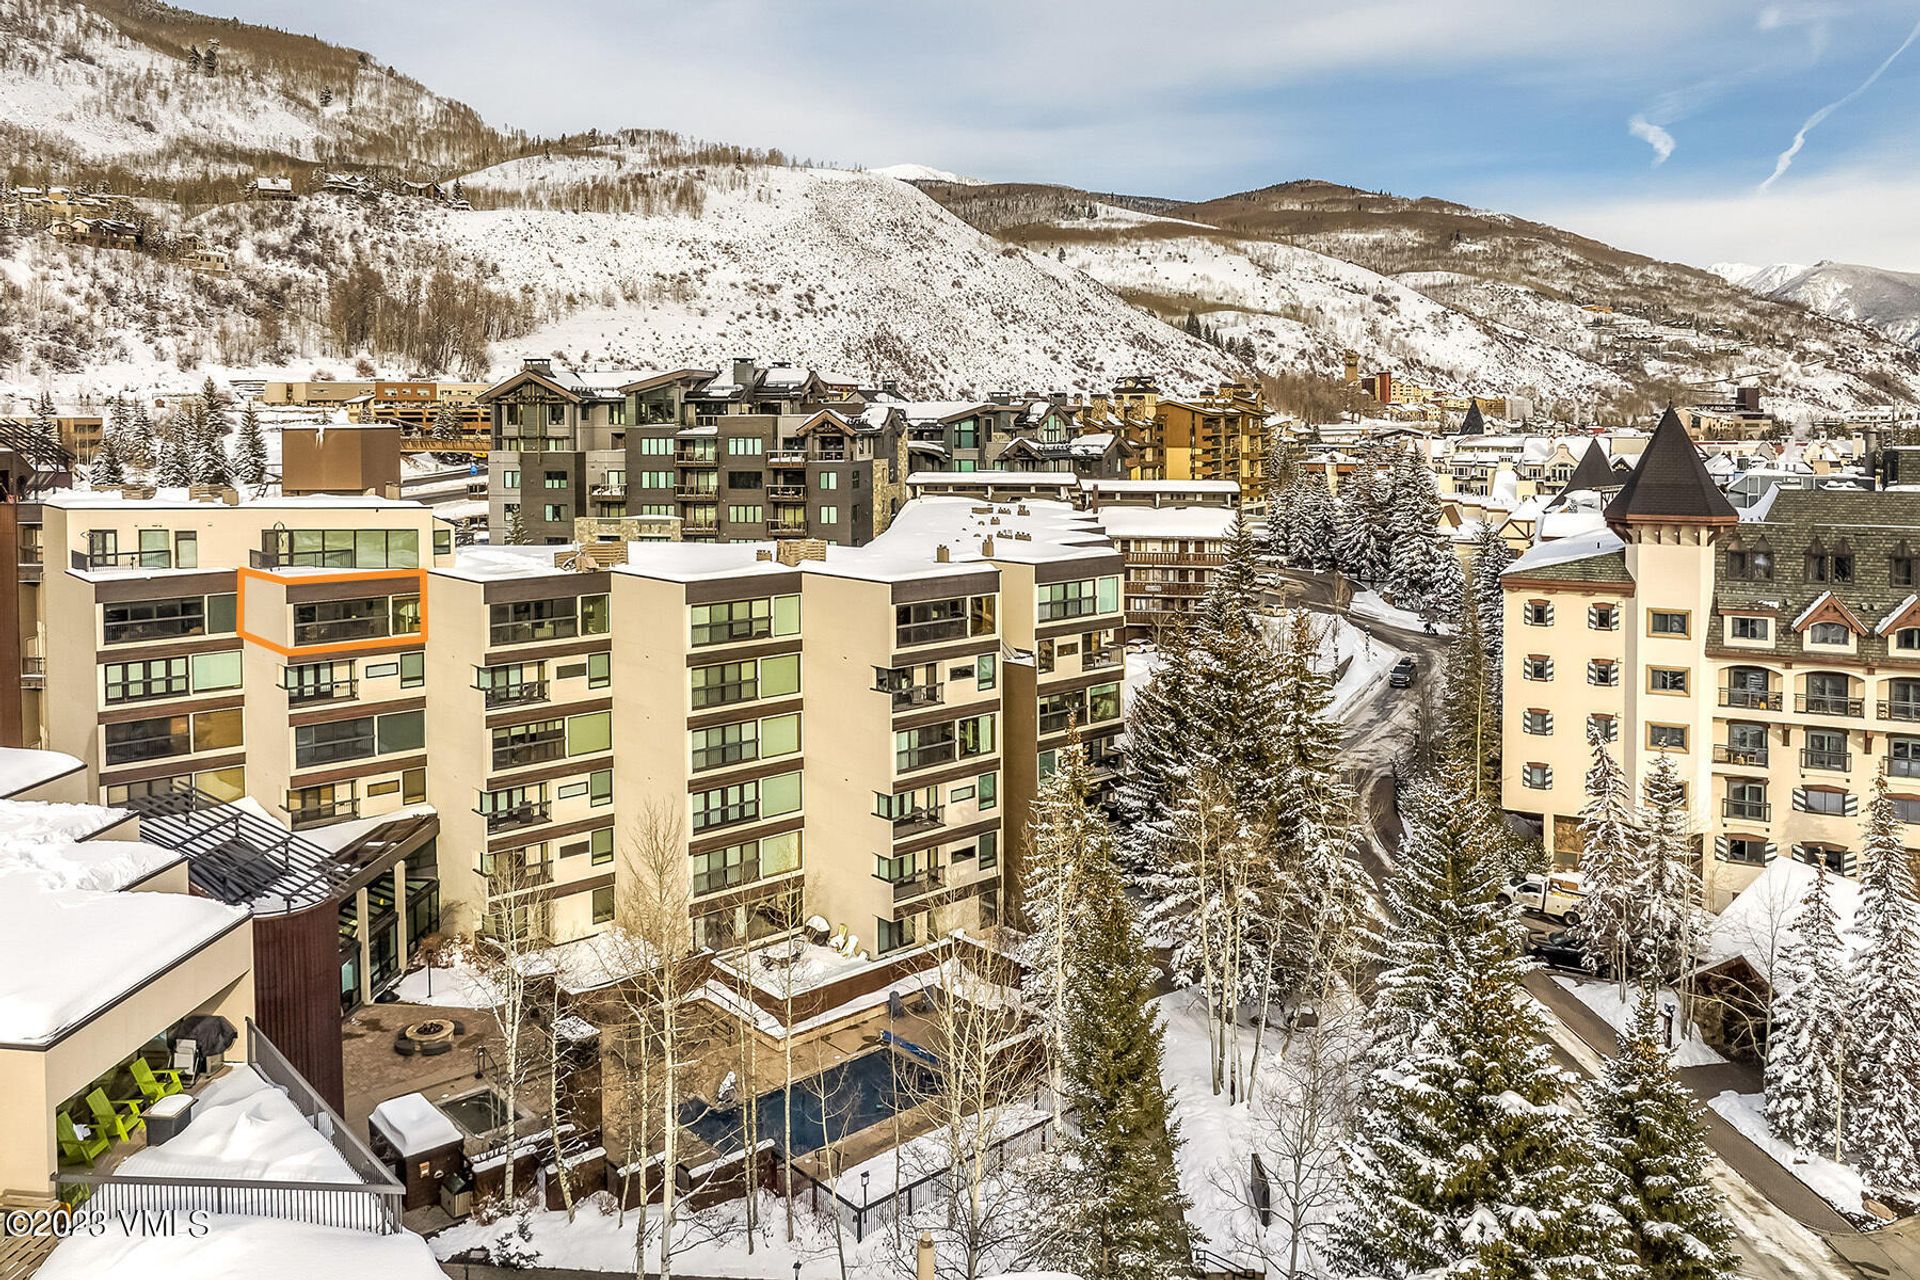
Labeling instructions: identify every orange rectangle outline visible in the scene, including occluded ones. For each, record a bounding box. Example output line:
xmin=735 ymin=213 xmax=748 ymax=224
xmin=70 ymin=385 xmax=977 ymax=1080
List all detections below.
xmin=236 ymin=565 xmax=428 ymax=659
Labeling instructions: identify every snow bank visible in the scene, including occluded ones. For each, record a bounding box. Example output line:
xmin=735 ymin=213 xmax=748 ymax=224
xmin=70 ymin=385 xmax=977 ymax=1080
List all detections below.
xmin=1707 ymin=1090 xmax=1867 ymax=1217
xmin=38 ymin=1215 xmax=445 ymax=1280
xmin=1547 ymin=977 xmax=1725 ymax=1067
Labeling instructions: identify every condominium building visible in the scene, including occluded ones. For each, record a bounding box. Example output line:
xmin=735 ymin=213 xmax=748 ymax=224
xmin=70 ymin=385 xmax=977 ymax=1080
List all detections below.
xmin=480 ymin=357 xmax=909 ymax=548
xmin=1500 ymin=408 xmax=1920 ymax=910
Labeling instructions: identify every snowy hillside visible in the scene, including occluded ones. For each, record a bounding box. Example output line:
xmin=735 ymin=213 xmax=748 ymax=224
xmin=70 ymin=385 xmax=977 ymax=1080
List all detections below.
xmin=0 ymin=0 xmax=513 ymax=180
xmin=1034 ymin=204 xmax=1627 ymax=404
xmin=1715 ymin=260 xmax=1920 ymax=351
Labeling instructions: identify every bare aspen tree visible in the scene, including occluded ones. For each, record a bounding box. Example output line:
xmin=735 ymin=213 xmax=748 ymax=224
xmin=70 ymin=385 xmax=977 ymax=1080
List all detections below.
xmin=474 ymin=850 xmax=552 ymax=1207
xmin=608 ymin=801 xmax=701 ymax=1280
xmin=541 ymin=969 xmax=580 ymax=1221
xmin=1233 ymin=1012 xmax=1359 ymax=1278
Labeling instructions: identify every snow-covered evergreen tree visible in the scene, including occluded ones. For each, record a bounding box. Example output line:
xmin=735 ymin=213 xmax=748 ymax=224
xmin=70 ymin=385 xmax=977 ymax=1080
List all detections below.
xmin=432 ymin=399 xmax=462 ymax=441
xmin=503 ymin=504 xmax=529 ymax=545
xmin=1385 ymin=450 xmax=1462 ymax=621
xmin=1335 ymin=916 xmax=1630 ymax=1280
xmin=1114 ymin=625 xmax=1197 ymax=860
xmin=234 ymin=400 xmax=268 ymax=486
xmin=1630 ymin=755 xmax=1707 ymax=982
xmin=1438 ymin=600 xmax=1499 ymax=800
xmin=1587 ymin=990 xmax=1740 ymax=1280
xmin=1576 ymin=725 xmax=1640 ymax=984
xmin=29 ymin=389 xmax=60 ymax=458
xmin=1370 ymin=757 xmax=1527 ymax=1053
xmin=89 ymin=431 xmax=127 ymax=488
xmin=1843 ymin=773 xmax=1920 ymax=1196
xmin=127 ymin=401 xmax=157 ymax=469
xmin=1764 ymin=861 xmax=1849 ymax=1155
xmin=1284 ymin=473 xmax=1337 ymax=572
xmin=1334 ymin=452 xmax=1389 ymax=584
xmin=1053 ymin=831 xmax=1196 ymax=1280
xmin=1470 ymin=521 xmax=1512 ymax=701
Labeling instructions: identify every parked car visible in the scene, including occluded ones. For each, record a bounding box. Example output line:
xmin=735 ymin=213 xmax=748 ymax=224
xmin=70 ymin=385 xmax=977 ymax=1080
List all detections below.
xmin=1499 ymin=872 xmax=1587 ymax=924
xmin=1527 ymin=927 xmax=1608 ymax=976
xmin=1388 ymin=657 xmax=1417 ymax=688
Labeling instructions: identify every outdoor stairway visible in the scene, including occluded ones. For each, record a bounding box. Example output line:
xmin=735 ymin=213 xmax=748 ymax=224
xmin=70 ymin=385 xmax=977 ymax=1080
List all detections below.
xmin=0 ymin=1204 xmax=55 ymax=1280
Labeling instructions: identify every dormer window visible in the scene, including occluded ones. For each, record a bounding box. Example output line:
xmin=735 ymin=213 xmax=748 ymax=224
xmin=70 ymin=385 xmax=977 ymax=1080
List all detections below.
xmin=1805 ymin=537 xmax=1853 ymax=583
xmin=1892 ymin=540 xmax=1916 ymax=589
xmin=1807 ymin=621 xmax=1850 ymax=646
xmin=1726 ymin=538 xmax=1774 ymax=581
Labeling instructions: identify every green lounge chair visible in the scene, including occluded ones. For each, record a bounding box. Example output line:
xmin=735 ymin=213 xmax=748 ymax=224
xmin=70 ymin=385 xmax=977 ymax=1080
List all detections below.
xmin=57 ymin=1112 xmax=108 ymax=1166
xmin=130 ymin=1058 xmax=183 ymax=1103
xmin=85 ymin=1088 xmax=142 ymax=1143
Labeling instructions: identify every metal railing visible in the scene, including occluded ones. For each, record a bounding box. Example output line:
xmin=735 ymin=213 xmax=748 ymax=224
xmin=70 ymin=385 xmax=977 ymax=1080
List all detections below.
xmin=891 ymin=806 xmax=943 ymax=835
xmin=1797 ymin=694 xmax=1862 ymax=717
xmin=56 ymin=1021 xmax=403 ymax=1234
xmin=484 ymin=801 xmax=551 ymax=833
xmin=1722 ymin=798 xmax=1772 ymax=821
xmin=290 ymin=798 xmax=359 ymax=828
xmin=1891 ymin=756 xmax=1920 ymax=778
xmin=1800 ymin=748 xmax=1851 ymax=771
xmin=493 ymin=739 xmax=565 ymax=771
xmin=888 ymin=684 xmax=943 ymax=710
xmin=890 ymin=867 xmax=945 ymax=902
xmin=1719 ymin=687 xmax=1780 ymax=710
xmin=1080 ymin=647 xmax=1123 ymax=670
xmin=287 ymin=678 xmax=356 ymax=706
xmin=483 ymin=679 xmax=549 ymax=708
xmin=1878 ymin=699 xmax=1920 ymax=722
xmin=1712 ymin=744 xmax=1769 ymax=767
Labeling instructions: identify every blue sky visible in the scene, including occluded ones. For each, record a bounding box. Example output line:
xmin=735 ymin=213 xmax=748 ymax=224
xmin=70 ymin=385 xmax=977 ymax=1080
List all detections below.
xmin=224 ymin=0 xmax=1920 ymax=269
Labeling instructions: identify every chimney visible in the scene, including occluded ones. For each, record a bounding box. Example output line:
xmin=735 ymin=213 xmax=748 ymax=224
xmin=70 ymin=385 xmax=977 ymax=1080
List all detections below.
xmin=730 ymin=357 xmax=756 ymax=387
xmin=935 ymin=544 xmax=950 ymax=563
xmin=523 ymin=356 xmax=553 ymax=375
xmin=981 ymin=536 xmax=995 ymax=556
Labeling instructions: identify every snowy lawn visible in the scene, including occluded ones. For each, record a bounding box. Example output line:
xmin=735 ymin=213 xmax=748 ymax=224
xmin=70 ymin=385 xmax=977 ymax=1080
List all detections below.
xmin=39 ymin=1215 xmax=445 ymax=1280
xmin=1707 ymin=1090 xmax=1868 ymax=1218
xmin=391 ymin=960 xmax=494 ymax=1008
xmin=1348 ymin=588 xmax=1454 ymax=635
xmin=1548 ymin=977 xmax=1726 ymax=1067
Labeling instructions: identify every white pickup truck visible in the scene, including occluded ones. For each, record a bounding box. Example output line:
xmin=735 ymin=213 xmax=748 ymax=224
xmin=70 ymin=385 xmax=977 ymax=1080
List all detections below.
xmin=1498 ymin=873 xmax=1587 ymax=925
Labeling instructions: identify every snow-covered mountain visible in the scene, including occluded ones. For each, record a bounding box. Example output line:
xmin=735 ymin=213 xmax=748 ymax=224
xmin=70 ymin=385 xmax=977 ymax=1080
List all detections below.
xmin=1714 ymin=260 xmax=1920 ymax=351
xmin=920 ymin=179 xmax=1920 ymax=420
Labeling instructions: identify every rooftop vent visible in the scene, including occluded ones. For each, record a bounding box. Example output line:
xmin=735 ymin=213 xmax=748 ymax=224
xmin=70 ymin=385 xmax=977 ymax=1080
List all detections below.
xmin=935 ymin=544 xmax=950 ymax=563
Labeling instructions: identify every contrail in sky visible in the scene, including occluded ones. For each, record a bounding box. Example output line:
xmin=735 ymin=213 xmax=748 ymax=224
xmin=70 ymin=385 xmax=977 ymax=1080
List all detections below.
xmin=1760 ymin=12 xmax=1920 ymax=191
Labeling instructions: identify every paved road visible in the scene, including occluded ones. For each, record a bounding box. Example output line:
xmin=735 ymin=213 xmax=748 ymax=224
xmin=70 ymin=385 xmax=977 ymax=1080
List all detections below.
xmin=1274 ymin=570 xmax=1878 ymax=1280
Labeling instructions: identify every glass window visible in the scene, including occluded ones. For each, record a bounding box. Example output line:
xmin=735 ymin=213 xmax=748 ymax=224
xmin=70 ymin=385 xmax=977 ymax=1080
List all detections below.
xmin=590 ymin=827 xmax=614 ymax=865
xmin=1650 ymin=668 xmax=1689 ymax=693
xmin=592 ymin=886 xmax=615 ymax=925
xmin=588 ymin=652 xmax=611 ymax=688
xmin=581 ymin=594 xmax=610 ymax=635
xmin=1648 ymin=724 xmax=1688 ymax=751
xmin=760 ymin=712 xmax=801 ymax=758
xmin=296 ymin=717 xmax=375 ymax=767
xmin=760 ymin=653 xmax=800 ymax=698
xmin=761 ymin=771 xmax=802 ymax=817
xmin=977 ymin=772 xmax=997 ymax=810
xmin=190 ymin=650 xmax=241 ymax=692
xmin=691 ymin=598 xmax=772 ymax=646
xmin=772 ymin=594 xmax=801 ymax=636
xmin=589 ymin=769 xmax=613 ymax=806
xmin=1649 ymin=611 xmax=1689 ymax=637
xmin=1097 ymin=576 xmax=1120 ymax=615
xmin=103 ymin=656 xmax=189 ymax=704
xmin=403 ymin=767 xmax=426 ymax=804
xmin=1730 ymin=616 xmax=1770 ymax=641
xmin=567 ymin=710 xmax=612 ymax=755
xmin=376 ymin=709 xmax=425 ymax=754
xmin=191 ymin=708 xmax=243 ymax=753
xmin=1808 ymin=622 xmax=1850 ymax=646
xmin=976 ymin=653 xmax=997 ymax=690
xmin=102 ymin=596 xmax=208 ymax=646
xmin=399 ymin=651 xmax=426 ymax=688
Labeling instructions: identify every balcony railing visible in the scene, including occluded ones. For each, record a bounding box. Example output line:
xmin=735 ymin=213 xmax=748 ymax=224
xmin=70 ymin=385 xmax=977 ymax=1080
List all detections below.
xmin=675 ymin=484 xmax=718 ymax=499
xmin=769 ymin=524 xmax=810 ymax=539
xmin=290 ymin=798 xmax=360 ymax=829
xmin=288 ymin=678 xmax=356 ymax=706
xmin=891 ymin=806 xmax=943 ymax=835
xmin=1722 ymin=798 xmax=1772 ymax=821
xmin=1087 ymin=750 xmax=1125 ymax=778
xmin=493 ymin=739 xmax=566 ymax=771
xmin=1081 ymin=647 xmax=1123 ymax=671
xmin=484 ymin=801 xmax=551 ymax=833
xmin=1889 ymin=756 xmax=1920 ymax=778
xmin=890 ymin=867 xmax=946 ymax=902
xmin=1797 ymin=694 xmax=1862 ymax=717
xmin=768 ymin=484 xmax=807 ymax=500
xmin=768 ymin=450 xmax=807 ymax=465
xmin=1720 ymin=687 xmax=1781 ymax=710
xmin=483 ymin=680 xmax=549 ymax=708
xmin=895 ymin=619 xmax=970 ymax=648
xmin=888 ymin=684 xmax=943 ymax=710
xmin=1712 ymin=743 xmax=1769 ymax=767
xmin=1800 ymin=748 xmax=1852 ymax=771
xmin=1878 ymin=699 xmax=1920 ymax=722
xmin=54 ymin=1020 xmax=404 ymax=1234
xmin=675 ymin=453 xmax=717 ymax=468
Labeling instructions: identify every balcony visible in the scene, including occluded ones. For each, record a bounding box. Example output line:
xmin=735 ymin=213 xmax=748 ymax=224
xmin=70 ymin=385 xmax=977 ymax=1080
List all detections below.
xmin=891 ymin=806 xmax=943 ymax=836
xmin=768 ymin=450 xmax=807 ymax=466
xmin=887 ymin=683 xmax=943 ymax=710
xmin=1720 ymin=687 xmax=1782 ymax=711
xmin=769 ymin=524 xmax=811 ymax=539
xmin=1087 ymin=750 xmax=1125 ymax=779
xmin=675 ymin=453 xmax=717 ymax=468
xmin=890 ymin=867 xmax=946 ymax=902
xmin=675 ymin=484 xmax=718 ymax=499
xmin=895 ymin=619 xmax=970 ymax=648
xmin=768 ymin=484 xmax=807 ymax=500
xmin=484 ymin=801 xmax=551 ymax=833
xmin=1800 ymin=748 xmax=1852 ymax=772
xmin=492 ymin=739 xmax=566 ymax=771
xmin=1081 ymin=646 xmax=1123 ymax=671
xmin=1722 ymin=798 xmax=1772 ymax=822
xmin=290 ymin=798 xmax=360 ymax=829
xmin=1889 ymin=756 xmax=1920 ymax=778
xmin=288 ymin=678 xmax=356 ymax=706
xmin=590 ymin=483 xmax=627 ymax=499
xmin=21 ymin=654 xmax=44 ymax=688
xmin=483 ymin=680 xmax=549 ymax=709
xmin=682 ymin=519 xmax=718 ymax=536
xmin=1712 ymin=743 xmax=1769 ymax=767
xmin=1797 ymin=694 xmax=1862 ymax=717
xmin=1878 ymin=699 xmax=1920 ymax=722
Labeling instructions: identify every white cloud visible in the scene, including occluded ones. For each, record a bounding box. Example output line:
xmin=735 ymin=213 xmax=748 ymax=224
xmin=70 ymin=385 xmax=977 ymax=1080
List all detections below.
xmin=1627 ymin=114 xmax=1676 ymax=165
xmin=1759 ymin=12 xmax=1920 ymax=190
xmin=1522 ymin=169 xmax=1920 ymax=271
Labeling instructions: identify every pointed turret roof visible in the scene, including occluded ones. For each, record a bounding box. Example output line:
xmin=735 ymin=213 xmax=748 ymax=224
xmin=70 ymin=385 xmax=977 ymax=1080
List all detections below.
xmin=1559 ymin=439 xmax=1620 ymax=497
xmin=1604 ymin=407 xmax=1738 ymax=527
xmin=1459 ymin=399 xmax=1486 ymax=436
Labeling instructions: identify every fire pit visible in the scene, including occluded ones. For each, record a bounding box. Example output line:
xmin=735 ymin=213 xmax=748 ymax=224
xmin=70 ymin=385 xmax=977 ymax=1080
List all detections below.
xmin=394 ymin=1017 xmax=465 ymax=1057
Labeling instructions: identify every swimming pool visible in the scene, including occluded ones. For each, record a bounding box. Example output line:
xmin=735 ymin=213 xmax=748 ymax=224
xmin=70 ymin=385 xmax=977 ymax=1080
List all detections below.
xmin=678 ymin=1050 xmax=935 ymax=1157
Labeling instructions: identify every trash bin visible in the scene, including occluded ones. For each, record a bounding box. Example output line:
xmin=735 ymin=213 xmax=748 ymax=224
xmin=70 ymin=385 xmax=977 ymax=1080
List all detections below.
xmin=145 ymin=1092 xmax=195 ymax=1145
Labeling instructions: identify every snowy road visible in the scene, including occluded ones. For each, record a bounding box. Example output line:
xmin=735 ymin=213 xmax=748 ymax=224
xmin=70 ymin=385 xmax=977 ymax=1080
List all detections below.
xmin=1275 ymin=572 xmax=1857 ymax=1280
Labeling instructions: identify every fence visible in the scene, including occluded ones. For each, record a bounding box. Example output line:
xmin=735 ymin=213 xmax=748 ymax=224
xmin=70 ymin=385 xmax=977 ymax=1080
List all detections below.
xmin=789 ymin=1111 xmax=1055 ymax=1244
xmin=54 ymin=1019 xmax=404 ymax=1234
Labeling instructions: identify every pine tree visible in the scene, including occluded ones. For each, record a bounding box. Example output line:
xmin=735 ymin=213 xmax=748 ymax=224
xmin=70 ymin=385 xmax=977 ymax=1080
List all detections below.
xmin=89 ymin=430 xmax=127 ymax=488
xmin=503 ymin=503 xmax=530 ymax=546
xmin=1437 ymin=602 xmax=1499 ymax=800
xmin=1470 ymin=521 xmax=1512 ymax=703
xmin=1370 ymin=757 xmax=1527 ymax=1052
xmin=1576 ymin=726 xmax=1640 ymax=983
xmin=1334 ymin=453 xmax=1388 ymax=584
xmin=1764 ymin=862 xmax=1849 ymax=1155
xmin=1114 ymin=624 xmax=1196 ymax=858
xmin=1284 ymin=474 xmax=1337 ymax=572
xmin=1630 ymin=755 xmax=1707 ymax=982
xmin=127 ymin=401 xmax=156 ymax=469
xmin=29 ymin=389 xmax=60 ymax=459
xmin=1335 ymin=915 xmax=1629 ymax=1280
xmin=154 ymin=435 xmax=192 ymax=489
xmin=234 ymin=400 xmax=268 ymax=486
xmin=1843 ymin=773 xmax=1920 ymax=1196
xmin=191 ymin=418 xmax=232 ymax=486
xmin=432 ymin=399 xmax=461 ymax=441
xmin=1385 ymin=450 xmax=1462 ymax=622
xmin=1052 ymin=791 xmax=1196 ymax=1280
xmin=1587 ymin=990 xmax=1740 ymax=1280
